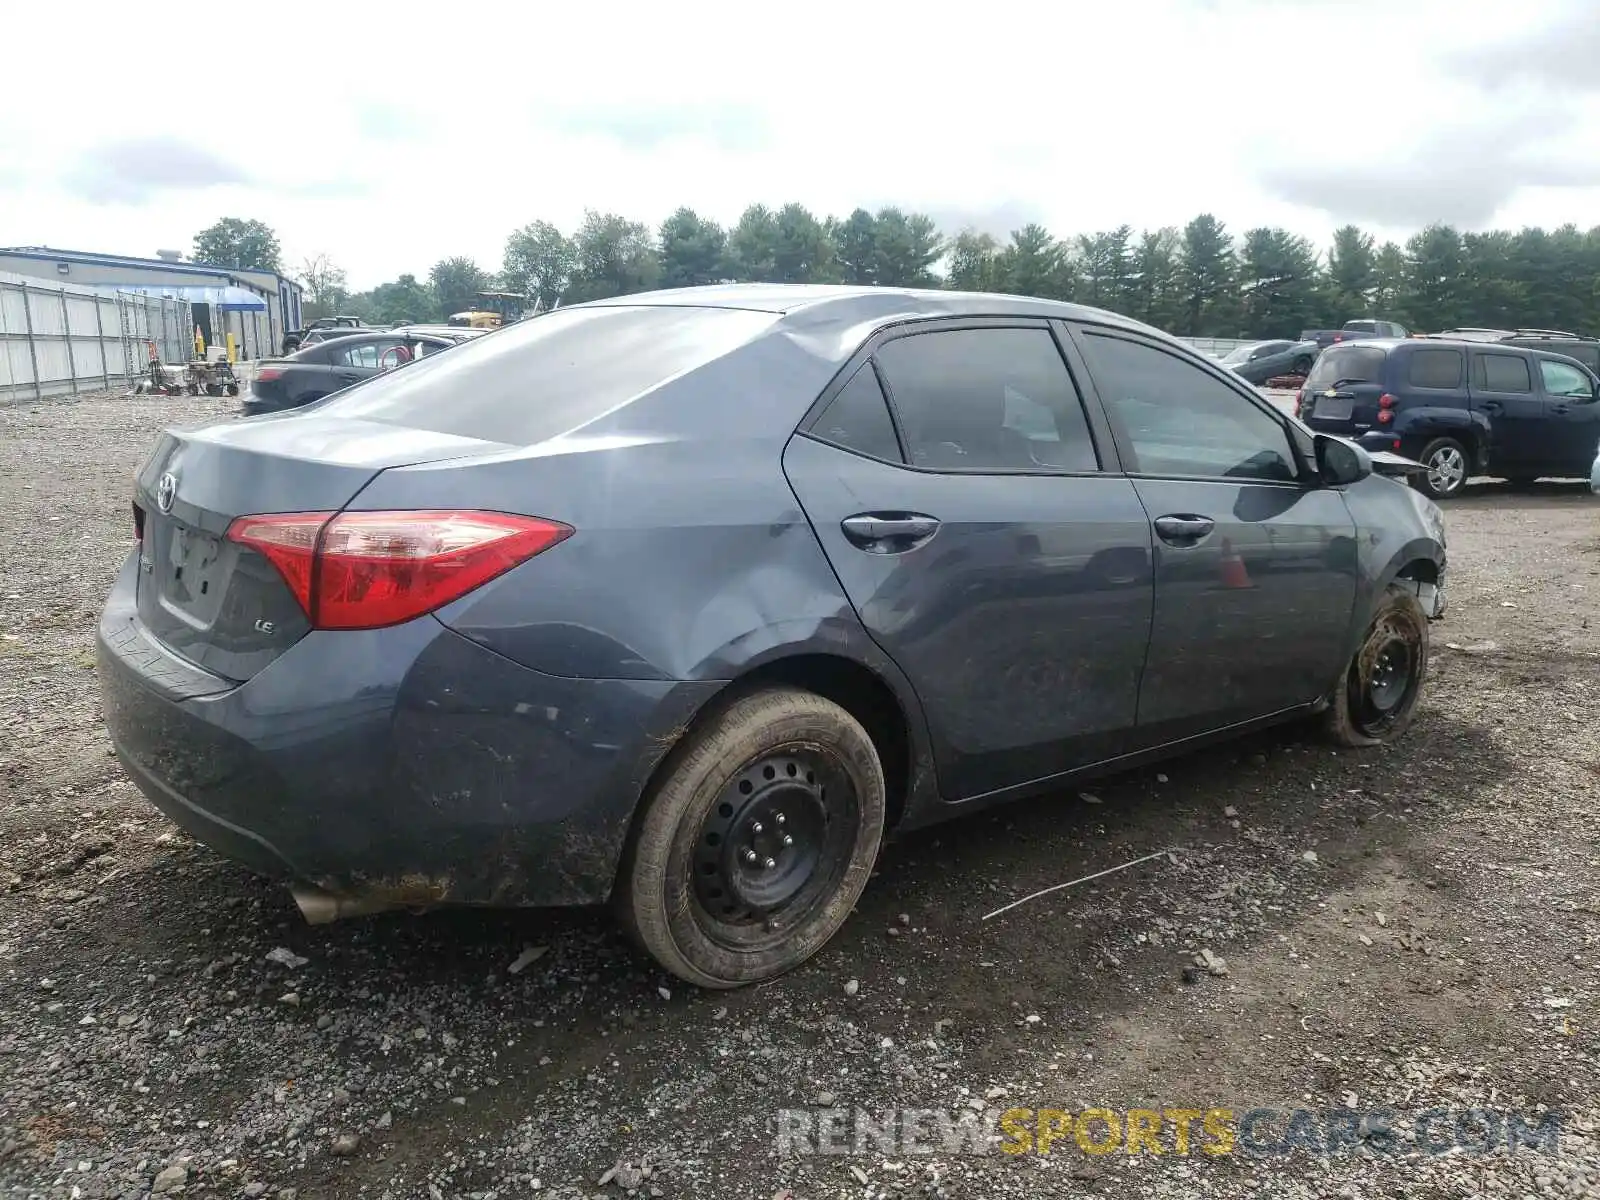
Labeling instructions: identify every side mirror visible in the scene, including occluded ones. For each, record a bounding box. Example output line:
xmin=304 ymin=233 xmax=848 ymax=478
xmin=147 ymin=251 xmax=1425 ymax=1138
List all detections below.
xmin=1315 ymin=434 xmax=1373 ymax=486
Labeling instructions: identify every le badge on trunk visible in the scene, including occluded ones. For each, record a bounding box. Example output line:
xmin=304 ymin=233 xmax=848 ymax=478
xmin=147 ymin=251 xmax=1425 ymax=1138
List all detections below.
xmin=157 ymin=472 xmax=177 ymax=514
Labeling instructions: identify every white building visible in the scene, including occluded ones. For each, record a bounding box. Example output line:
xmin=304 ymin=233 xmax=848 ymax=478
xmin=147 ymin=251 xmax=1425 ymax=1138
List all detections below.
xmin=0 ymin=246 xmax=304 ymax=359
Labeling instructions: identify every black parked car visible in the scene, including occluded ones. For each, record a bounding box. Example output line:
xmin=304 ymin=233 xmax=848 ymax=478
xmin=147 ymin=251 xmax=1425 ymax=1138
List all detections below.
xmin=1219 ymin=339 xmax=1319 ymax=384
xmin=99 ymin=284 xmax=1447 ymax=988
xmin=281 ymin=316 xmax=365 ymax=355
xmin=1428 ymin=328 xmax=1600 ymax=373
xmin=1297 ymin=338 xmax=1600 ymax=498
xmin=243 ymin=329 xmax=484 ymax=415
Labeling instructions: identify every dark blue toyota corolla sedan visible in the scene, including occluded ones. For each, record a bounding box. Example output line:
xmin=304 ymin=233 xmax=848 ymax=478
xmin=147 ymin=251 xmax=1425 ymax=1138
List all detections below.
xmin=97 ymin=284 xmax=1447 ymax=987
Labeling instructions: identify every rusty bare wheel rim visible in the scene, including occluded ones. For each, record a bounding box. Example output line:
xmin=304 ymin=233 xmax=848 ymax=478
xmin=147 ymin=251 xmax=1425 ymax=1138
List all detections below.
xmin=1351 ymin=612 xmax=1422 ymax=736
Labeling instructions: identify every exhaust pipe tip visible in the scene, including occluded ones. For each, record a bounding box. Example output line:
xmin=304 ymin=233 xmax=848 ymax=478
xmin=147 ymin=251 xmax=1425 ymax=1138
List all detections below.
xmin=291 ymin=885 xmax=396 ymax=925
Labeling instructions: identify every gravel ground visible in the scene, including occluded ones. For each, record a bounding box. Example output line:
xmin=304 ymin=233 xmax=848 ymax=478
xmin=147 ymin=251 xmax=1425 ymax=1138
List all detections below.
xmin=2 ymin=390 xmax=1598 ymax=1200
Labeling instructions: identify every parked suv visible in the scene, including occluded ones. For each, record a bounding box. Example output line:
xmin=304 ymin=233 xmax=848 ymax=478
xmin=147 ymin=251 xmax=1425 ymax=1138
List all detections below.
xmin=1429 ymin=328 xmax=1600 ymax=374
xmin=1297 ymin=338 xmax=1600 ymax=498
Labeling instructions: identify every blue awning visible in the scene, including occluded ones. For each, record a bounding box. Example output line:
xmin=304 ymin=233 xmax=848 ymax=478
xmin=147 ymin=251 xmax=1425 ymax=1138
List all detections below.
xmin=117 ymin=284 xmax=268 ymax=311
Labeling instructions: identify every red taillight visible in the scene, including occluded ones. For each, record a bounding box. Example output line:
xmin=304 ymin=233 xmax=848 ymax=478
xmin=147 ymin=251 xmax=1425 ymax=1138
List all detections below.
xmin=226 ymin=510 xmax=572 ymax=630
xmin=1392 ymin=438 xmax=1402 ymax=451
xmin=255 ymin=367 xmax=284 ymax=382
xmin=1378 ymin=393 xmax=1397 ymax=408
xmin=133 ymin=502 xmax=145 ymax=544
xmin=1294 ymin=387 xmax=1305 ymax=417
xmin=1377 ymin=409 xmax=1394 ymax=423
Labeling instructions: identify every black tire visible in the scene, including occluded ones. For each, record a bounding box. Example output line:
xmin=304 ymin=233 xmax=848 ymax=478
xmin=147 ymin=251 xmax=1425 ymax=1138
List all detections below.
xmin=1292 ymin=355 xmax=1313 ymax=376
xmin=618 ymin=687 xmax=886 ymax=988
xmin=1323 ymin=583 xmax=1430 ymax=748
xmin=1414 ymin=436 xmax=1470 ymax=500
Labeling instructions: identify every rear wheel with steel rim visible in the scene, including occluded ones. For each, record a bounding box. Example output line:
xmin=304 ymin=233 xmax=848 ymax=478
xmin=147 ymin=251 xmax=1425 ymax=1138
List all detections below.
xmin=619 ymin=687 xmax=886 ymax=988
xmin=1324 ymin=583 xmax=1430 ymax=747
xmin=1415 ymin=436 xmax=1470 ymax=499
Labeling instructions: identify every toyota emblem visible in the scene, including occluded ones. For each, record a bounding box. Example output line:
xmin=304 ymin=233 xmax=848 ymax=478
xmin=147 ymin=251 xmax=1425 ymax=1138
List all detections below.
xmin=156 ymin=472 xmax=177 ymax=514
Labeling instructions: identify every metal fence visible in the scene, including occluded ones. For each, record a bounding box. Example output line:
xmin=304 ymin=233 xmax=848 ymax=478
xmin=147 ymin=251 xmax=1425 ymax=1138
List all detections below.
xmin=0 ymin=272 xmax=191 ymax=403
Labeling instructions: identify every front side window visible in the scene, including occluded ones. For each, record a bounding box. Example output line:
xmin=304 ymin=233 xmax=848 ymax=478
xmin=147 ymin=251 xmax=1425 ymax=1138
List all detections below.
xmin=1539 ymin=359 xmax=1594 ymax=398
xmin=1078 ymin=332 xmax=1299 ymax=482
xmin=873 ymin=327 xmax=1099 ymax=473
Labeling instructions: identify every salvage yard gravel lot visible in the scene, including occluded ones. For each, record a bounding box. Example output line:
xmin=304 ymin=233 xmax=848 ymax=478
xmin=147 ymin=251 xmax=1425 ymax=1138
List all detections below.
xmin=2 ymin=389 xmax=1598 ymax=1200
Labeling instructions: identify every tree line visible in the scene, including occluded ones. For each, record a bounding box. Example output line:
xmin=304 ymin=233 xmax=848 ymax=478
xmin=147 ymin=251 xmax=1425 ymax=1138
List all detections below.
xmin=192 ymin=211 xmax=1600 ymax=340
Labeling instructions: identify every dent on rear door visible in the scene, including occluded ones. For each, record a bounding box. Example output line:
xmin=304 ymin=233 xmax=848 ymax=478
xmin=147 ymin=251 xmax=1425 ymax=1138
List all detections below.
xmin=783 ymin=435 xmax=1155 ymax=800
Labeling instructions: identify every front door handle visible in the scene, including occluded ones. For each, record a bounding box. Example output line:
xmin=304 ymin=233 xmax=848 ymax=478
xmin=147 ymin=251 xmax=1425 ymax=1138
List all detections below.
xmin=1552 ymin=403 xmax=1570 ymax=415
xmin=1153 ymin=514 xmax=1216 ymax=545
xmin=841 ymin=513 xmax=940 ymax=553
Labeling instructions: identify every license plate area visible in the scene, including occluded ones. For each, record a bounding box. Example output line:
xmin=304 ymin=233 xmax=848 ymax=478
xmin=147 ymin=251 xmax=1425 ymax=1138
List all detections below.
xmin=1314 ymin=395 xmax=1354 ymax=421
xmin=160 ymin=523 xmax=231 ymax=623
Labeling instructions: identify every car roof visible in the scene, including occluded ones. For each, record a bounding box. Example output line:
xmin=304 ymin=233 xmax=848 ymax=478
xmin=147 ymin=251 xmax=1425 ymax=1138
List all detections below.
xmin=577 ymin=282 xmax=1153 ymax=331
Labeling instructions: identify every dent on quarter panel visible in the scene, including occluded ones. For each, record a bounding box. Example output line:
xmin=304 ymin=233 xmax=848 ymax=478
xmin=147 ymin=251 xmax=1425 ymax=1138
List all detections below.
xmin=369 ymin=334 xmax=864 ymax=683
xmin=418 ymin=436 xmax=852 ymax=681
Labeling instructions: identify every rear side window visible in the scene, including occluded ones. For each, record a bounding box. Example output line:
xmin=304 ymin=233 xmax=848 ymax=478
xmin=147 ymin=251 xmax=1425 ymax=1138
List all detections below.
xmin=811 ymin=365 xmax=903 ymax=462
xmin=316 ymin=305 xmax=777 ymax=443
xmin=333 ymin=341 xmax=389 ymax=369
xmin=1305 ymin=345 xmax=1384 ymax=390
xmin=1478 ymin=353 xmax=1532 ymax=393
xmin=1407 ymin=348 xmax=1463 ymax=389
xmin=874 ymin=327 xmax=1099 ymax=473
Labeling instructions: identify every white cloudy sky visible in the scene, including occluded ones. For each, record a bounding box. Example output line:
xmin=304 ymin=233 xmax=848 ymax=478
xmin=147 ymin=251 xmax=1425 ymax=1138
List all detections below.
xmin=3 ymin=0 xmax=1597 ymax=289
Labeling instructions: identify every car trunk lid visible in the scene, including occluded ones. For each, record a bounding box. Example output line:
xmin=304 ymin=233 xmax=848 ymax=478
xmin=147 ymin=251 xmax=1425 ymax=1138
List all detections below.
xmin=132 ymin=414 xmax=515 ymax=682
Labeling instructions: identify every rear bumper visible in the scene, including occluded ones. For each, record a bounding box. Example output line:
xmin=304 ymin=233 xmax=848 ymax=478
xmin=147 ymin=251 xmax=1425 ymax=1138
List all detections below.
xmin=96 ymin=552 xmax=718 ymax=907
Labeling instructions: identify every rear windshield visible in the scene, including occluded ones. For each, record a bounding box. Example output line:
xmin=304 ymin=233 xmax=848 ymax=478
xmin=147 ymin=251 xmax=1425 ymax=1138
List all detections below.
xmin=1305 ymin=345 xmax=1385 ymax=390
xmin=316 ymin=304 xmax=777 ymax=443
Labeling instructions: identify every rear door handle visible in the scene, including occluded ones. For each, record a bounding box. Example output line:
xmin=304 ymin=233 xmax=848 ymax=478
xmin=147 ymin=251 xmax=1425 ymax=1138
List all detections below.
xmin=1153 ymin=514 xmax=1215 ymax=545
xmin=1479 ymin=399 xmax=1502 ymax=412
xmin=841 ymin=513 xmax=940 ymax=553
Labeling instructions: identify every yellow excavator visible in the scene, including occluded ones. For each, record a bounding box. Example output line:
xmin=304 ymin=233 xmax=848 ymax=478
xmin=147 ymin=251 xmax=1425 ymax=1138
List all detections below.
xmin=447 ymin=291 xmax=525 ymax=330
